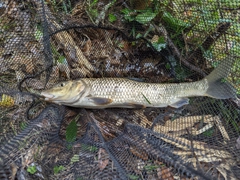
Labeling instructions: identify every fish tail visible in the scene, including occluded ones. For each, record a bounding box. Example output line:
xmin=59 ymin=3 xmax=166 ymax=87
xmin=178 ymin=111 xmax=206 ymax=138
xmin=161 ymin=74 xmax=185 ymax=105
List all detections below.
xmin=205 ymin=56 xmax=236 ymax=99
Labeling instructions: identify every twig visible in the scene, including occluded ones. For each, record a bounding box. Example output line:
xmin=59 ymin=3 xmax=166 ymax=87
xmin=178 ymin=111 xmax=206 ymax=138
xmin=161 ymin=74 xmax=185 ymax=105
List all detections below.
xmin=186 ymin=22 xmax=231 ymax=68
xmin=153 ymin=24 xmax=207 ymax=77
xmin=185 ymin=128 xmax=203 ymax=172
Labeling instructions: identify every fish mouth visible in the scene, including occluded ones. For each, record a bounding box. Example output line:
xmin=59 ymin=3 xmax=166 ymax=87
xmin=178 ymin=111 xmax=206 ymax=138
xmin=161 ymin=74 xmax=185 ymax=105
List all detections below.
xmin=40 ymin=92 xmax=55 ymax=101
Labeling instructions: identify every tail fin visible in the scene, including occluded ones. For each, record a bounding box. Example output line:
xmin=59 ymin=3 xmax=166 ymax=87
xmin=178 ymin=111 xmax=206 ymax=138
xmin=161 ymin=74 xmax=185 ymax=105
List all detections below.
xmin=205 ymin=56 xmax=236 ymax=99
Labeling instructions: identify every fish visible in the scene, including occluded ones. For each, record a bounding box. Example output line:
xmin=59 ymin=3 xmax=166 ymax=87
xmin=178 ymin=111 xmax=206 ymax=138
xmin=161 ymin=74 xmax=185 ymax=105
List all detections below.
xmin=41 ymin=57 xmax=236 ymax=109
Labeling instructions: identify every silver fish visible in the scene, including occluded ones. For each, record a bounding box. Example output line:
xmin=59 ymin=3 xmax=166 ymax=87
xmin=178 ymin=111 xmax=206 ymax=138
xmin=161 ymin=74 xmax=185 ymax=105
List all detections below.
xmin=41 ymin=57 xmax=236 ymax=109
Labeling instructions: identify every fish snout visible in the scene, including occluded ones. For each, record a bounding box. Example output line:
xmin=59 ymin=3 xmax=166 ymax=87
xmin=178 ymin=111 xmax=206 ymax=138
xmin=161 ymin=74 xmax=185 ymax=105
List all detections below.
xmin=40 ymin=92 xmax=55 ymax=101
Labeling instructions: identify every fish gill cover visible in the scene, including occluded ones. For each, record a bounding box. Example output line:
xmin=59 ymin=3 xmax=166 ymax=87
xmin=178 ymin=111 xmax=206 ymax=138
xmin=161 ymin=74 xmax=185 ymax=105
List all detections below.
xmin=0 ymin=0 xmax=240 ymax=179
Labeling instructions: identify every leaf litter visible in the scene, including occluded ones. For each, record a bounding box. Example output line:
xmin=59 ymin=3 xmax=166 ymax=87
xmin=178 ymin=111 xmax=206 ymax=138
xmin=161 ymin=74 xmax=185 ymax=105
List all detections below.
xmin=0 ymin=0 xmax=239 ymax=179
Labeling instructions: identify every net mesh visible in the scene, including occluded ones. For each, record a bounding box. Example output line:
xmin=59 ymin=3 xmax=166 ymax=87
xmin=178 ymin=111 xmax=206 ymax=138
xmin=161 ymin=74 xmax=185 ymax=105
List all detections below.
xmin=0 ymin=0 xmax=240 ymax=179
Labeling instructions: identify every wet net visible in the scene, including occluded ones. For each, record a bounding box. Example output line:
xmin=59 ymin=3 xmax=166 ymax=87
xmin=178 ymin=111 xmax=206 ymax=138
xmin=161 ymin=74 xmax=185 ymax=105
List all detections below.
xmin=0 ymin=0 xmax=240 ymax=179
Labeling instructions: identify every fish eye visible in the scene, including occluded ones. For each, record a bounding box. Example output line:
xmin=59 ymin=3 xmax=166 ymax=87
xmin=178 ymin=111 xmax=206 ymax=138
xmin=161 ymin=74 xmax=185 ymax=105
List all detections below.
xmin=58 ymin=82 xmax=65 ymax=87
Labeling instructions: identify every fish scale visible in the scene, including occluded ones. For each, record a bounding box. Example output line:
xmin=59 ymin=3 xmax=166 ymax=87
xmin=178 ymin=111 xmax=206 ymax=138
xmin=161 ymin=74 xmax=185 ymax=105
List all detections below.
xmin=41 ymin=56 xmax=236 ymax=109
xmin=80 ymin=78 xmax=208 ymax=108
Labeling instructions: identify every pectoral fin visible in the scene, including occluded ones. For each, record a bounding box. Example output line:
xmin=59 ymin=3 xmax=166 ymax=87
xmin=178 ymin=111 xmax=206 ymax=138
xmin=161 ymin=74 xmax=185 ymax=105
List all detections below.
xmin=169 ymin=98 xmax=189 ymax=108
xmin=88 ymin=97 xmax=113 ymax=105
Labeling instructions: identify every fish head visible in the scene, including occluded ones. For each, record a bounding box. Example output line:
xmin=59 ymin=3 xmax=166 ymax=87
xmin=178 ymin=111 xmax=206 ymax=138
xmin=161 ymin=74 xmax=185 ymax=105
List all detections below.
xmin=41 ymin=80 xmax=86 ymax=105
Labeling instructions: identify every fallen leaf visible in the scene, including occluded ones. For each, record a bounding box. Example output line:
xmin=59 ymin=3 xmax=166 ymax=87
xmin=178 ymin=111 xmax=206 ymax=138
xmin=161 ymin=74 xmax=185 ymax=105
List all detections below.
xmin=24 ymin=79 xmax=45 ymax=90
xmin=130 ymin=146 xmax=148 ymax=161
xmin=98 ymin=148 xmax=109 ymax=170
xmin=215 ymin=163 xmax=238 ymax=180
xmin=158 ymin=167 xmax=174 ymax=180
xmin=0 ymin=94 xmax=14 ymax=107
xmin=214 ymin=117 xmax=230 ymax=141
xmin=10 ymin=55 xmax=35 ymax=74
xmin=82 ymin=39 xmax=92 ymax=56
xmin=45 ymin=66 xmax=61 ymax=88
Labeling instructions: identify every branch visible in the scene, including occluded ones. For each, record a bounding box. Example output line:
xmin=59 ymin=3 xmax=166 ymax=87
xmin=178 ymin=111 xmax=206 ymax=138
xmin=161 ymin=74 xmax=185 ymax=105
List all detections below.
xmin=154 ymin=24 xmax=207 ymax=77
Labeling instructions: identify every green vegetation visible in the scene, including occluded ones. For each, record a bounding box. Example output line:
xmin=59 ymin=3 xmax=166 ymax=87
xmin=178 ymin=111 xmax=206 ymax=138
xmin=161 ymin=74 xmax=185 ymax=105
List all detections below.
xmin=33 ymin=145 xmax=42 ymax=161
xmin=218 ymin=100 xmax=240 ymax=133
xmin=70 ymin=154 xmax=80 ymax=164
xmin=203 ymin=99 xmax=240 ymax=134
xmin=34 ymin=24 xmax=43 ymax=41
xmin=76 ymin=177 xmax=84 ymax=180
xmin=66 ymin=119 xmax=78 ymax=143
xmin=141 ymin=93 xmax=151 ymax=104
xmin=0 ymin=20 xmax=17 ymax=32
xmin=162 ymin=12 xmax=190 ymax=38
xmin=47 ymin=0 xmax=72 ymax=14
xmin=121 ymin=7 xmax=158 ymax=38
xmin=150 ymin=36 xmax=166 ymax=52
xmin=0 ymin=1 xmax=240 ymax=179
xmin=121 ymin=8 xmax=158 ymax=24
xmin=203 ymin=128 xmax=214 ymax=137
xmin=34 ymin=23 xmax=67 ymax=66
xmin=87 ymin=0 xmax=116 ymax=24
xmin=65 ymin=114 xmax=81 ymax=148
xmin=86 ymin=0 xmax=99 ymax=21
xmin=20 ymin=122 xmax=27 ymax=130
xmin=108 ymin=13 xmax=117 ymax=23
xmin=51 ymin=44 xmax=67 ymax=65
xmin=27 ymin=165 xmax=37 ymax=174
xmin=65 ymin=118 xmax=78 ymax=149
xmin=53 ymin=165 xmax=65 ymax=174
xmin=128 ymin=174 xmax=139 ymax=180
xmin=144 ymin=164 xmax=159 ymax=171
xmin=231 ymin=56 xmax=240 ymax=94
xmin=81 ymin=144 xmax=98 ymax=152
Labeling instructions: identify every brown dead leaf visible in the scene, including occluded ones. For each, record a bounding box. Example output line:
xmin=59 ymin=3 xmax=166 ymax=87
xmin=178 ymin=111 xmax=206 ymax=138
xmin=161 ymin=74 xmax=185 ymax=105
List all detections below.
xmin=214 ymin=117 xmax=230 ymax=141
xmin=37 ymin=2 xmax=93 ymax=77
xmin=10 ymin=163 xmax=18 ymax=180
xmin=45 ymin=66 xmax=60 ymax=88
xmin=215 ymin=163 xmax=238 ymax=180
xmin=65 ymin=109 xmax=78 ymax=119
xmin=15 ymin=70 xmax=25 ymax=82
xmin=21 ymin=58 xmax=34 ymax=74
xmin=154 ymin=115 xmax=216 ymax=136
xmin=22 ymin=144 xmax=42 ymax=167
xmin=157 ymin=167 xmax=174 ymax=180
xmin=52 ymin=30 xmax=93 ymax=76
xmin=9 ymin=55 xmax=35 ymax=74
xmin=94 ymin=119 xmax=116 ymax=139
xmin=98 ymin=148 xmax=109 ymax=171
xmin=119 ymin=40 xmax=131 ymax=52
xmin=24 ymin=79 xmax=45 ymax=89
xmin=82 ymin=39 xmax=92 ymax=56
xmin=71 ymin=2 xmax=85 ymax=16
xmin=151 ymin=35 xmax=159 ymax=43
xmin=140 ymin=58 xmax=159 ymax=68
xmin=57 ymin=63 xmax=70 ymax=79
xmin=134 ymin=110 xmax=152 ymax=128
xmin=130 ymin=146 xmax=148 ymax=161
xmin=71 ymin=68 xmax=88 ymax=79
